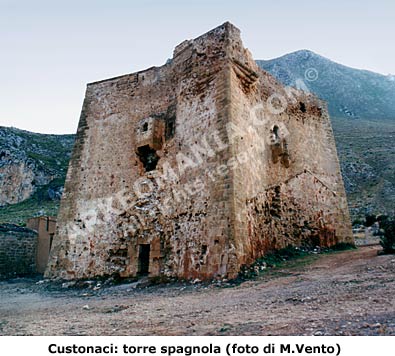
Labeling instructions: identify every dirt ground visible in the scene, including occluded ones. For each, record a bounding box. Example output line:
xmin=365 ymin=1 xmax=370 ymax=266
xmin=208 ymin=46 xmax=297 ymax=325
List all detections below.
xmin=0 ymin=245 xmax=394 ymax=336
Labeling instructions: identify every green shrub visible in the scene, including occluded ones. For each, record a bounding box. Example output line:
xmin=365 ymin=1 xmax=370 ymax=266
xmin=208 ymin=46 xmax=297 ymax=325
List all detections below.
xmin=379 ymin=218 xmax=395 ymax=254
xmin=364 ymin=214 xmax=376 ymax=227
xmin=330 ymin=242 xmax=356 ymax=251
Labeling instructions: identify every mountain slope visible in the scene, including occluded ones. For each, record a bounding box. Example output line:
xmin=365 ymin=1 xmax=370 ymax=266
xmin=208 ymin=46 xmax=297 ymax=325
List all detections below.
xmin=0 ymin=127 xmax=74 ymax=224
xmin=331 ymin=117 xmax=395 ymax=221
xmin=257 ymin=50 xmax=395 ymax=120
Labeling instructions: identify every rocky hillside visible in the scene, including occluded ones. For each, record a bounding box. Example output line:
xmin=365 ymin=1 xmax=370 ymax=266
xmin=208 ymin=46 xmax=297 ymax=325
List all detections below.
xmin=331 ymin=117 xmax=395 ymax=221
xmin=257 ymin=50 xmax=395 ymax=120
xmin=0 ymin=127 xmax=74 ymax=224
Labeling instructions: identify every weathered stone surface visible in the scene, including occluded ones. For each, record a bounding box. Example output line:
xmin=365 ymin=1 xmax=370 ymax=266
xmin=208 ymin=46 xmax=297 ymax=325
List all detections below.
xmin=0 ymin=157 xmax=36 ymax=205
xmin=46 ymin=23 xmax=353 ymax=281
xmin=0 ymin=127 xmax=74 ymax=208
xmin=0 ymin=224 xmax=37 ymax=278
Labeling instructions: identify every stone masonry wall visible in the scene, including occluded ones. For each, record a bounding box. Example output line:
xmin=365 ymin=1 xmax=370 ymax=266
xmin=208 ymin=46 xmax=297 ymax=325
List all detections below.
xmin=46 ymin=24 xmax=238 ymax=280
xmin=46 ymin=22 xmax=353 ymax=281
xmin=226 ymin=32 xmax=353 ymax=266
xmin=0 ymin=224 xmax=37 ymax=279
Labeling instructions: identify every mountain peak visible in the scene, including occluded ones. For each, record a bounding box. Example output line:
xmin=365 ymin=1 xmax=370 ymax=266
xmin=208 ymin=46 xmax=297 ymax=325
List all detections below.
xmin=288 ymin=49 xmax=319 ymax=57
xmin=260 ymin=49 xmax=323 ymax=64
xmin=256 ymin=51 xmax=395 ymax=120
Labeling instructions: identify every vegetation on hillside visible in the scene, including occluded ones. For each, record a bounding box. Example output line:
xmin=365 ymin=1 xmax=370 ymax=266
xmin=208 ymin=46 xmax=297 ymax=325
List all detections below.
xmin=0 ymin=178 xmax=65 ymax=225
xmin=332 ymin=117 xmax=395 ymax=221
xmin=0 ymin=127 xmax=74 ymax=225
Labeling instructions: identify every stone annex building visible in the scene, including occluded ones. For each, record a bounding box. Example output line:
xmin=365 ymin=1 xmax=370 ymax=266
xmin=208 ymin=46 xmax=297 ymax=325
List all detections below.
xmin=46 ymin=23 xmax=353 ymax=280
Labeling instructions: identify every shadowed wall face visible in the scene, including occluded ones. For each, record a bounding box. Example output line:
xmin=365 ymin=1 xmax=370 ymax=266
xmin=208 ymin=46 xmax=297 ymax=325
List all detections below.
xmin=226 ymin=39 xmax=353 ymax=265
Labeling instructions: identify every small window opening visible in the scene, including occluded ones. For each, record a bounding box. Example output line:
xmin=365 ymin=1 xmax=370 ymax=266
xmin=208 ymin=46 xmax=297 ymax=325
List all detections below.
xmin=137 ymin=145 xmax=159 ymax=172
xmin=299 ymin=102 xmax=306 ymax=113
xmin=165 ymin=116 xmax=176 ymax=140
xmin=273 ymin=125 xmax=280 ymax=140
xmin=138 ymin=244 xmax=150 ymax=276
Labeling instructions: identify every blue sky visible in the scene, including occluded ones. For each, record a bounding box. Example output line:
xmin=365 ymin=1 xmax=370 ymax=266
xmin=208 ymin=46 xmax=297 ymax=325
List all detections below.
xmin=1 ymin=0 xmax=394 ymax=133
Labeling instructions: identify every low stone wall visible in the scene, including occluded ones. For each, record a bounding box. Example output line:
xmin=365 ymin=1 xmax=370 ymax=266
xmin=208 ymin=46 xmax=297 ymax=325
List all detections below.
xmin=0 ymin=224 xmax=38 ymax=279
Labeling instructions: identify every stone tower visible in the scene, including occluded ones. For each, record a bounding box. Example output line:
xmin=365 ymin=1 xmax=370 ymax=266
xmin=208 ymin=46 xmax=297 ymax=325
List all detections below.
xmin=46 ymin=23 xmax=353 ymax=280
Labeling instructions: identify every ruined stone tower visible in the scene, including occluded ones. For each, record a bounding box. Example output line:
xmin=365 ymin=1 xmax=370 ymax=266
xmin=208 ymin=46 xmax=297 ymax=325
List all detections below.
xmin=46 ymin=23 xmax=353 ymax=280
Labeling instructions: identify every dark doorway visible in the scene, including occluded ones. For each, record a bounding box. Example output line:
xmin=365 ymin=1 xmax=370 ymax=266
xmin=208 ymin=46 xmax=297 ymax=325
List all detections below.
xmin=138 ymin=244 xmax=150 ymax=275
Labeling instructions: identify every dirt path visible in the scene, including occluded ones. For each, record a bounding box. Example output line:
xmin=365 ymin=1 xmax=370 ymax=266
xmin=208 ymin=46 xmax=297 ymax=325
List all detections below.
xmin=1 ymin=246 xmax=394 ymax=336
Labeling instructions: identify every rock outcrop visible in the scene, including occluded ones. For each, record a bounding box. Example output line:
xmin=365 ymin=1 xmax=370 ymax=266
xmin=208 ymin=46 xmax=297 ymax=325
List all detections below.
xmin=0 ymin=127 xmax=74 ymax=207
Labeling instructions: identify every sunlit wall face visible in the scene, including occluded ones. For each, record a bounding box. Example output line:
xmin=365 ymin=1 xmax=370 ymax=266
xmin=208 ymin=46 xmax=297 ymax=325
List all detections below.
xmin=1 ymin=0 xmax=394 ymax=134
